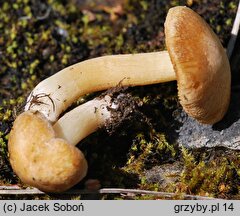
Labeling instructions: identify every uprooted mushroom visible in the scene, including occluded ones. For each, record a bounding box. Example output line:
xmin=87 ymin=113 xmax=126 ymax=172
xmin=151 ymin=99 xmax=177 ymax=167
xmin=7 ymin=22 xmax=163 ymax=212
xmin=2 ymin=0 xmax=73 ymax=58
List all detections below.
xmin=8 ymin=6 xmax=231 ymax=192
xmin=24 ymin=6 xmax=230 ymax=125
xmin=9 ymin=92 xmax=138 ymax=192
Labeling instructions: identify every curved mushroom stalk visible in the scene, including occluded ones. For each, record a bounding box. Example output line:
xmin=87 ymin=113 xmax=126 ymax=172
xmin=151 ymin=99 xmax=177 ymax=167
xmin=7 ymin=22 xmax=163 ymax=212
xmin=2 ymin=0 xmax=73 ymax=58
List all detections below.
xmin=25 ymin=6 xmax=230 ymax=125
xmin=9 ymin=94 xmax=130 ymax=192
xmin=53 ymin=95 xmax=114 ymax=146
xmin=8 ymin=111 xmax=88 ymax=193
xmin=25 ymin=51 xmax=175 ymax=122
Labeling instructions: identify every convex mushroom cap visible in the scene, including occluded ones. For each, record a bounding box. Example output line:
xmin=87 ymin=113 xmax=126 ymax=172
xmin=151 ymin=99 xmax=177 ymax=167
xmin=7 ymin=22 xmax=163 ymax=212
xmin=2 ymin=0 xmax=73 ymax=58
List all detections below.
xmin=165 ymin=6 xmax=231 ymax=124
xmin=8 ymin=111 xmax=88 ymax=192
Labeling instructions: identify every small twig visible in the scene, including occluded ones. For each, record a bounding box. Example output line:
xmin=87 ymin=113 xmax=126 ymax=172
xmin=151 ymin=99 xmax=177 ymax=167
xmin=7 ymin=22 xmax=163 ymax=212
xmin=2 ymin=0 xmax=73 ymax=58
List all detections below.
xmin=0 ymin=186 xmax=94 ymax=195
xmin=99 ymin=188 xmax=219 ymax=200
xmin=227 ymin=0 xmax=240 ymax=58
xmin=0 ymin=186 xmax=21 ymax=190
xmin=0 ymin=186 xmax=219 ymax=200
xmin=36 ymin=7 xmax=52 ymax=21
xmin=18 ymin=16 xmax=31 ymax=21
xmin=18 ymin=7 xmax=51 ymax=21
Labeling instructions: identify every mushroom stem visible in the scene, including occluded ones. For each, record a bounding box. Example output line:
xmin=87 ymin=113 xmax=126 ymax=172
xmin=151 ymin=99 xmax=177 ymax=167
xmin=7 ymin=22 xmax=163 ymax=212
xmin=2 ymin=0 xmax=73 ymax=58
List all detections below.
xmin=25 ymin=51 xmax=175 ymax=122
xmin=53 ymin=95 xmax=114 ymax=146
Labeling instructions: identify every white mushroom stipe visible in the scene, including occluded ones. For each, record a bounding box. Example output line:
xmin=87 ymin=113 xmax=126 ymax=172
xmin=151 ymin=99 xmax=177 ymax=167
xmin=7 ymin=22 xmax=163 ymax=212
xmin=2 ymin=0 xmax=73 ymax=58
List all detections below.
xmin=25 ymin=52 xmax=175 ymax=123
xmin=53 ymin=95 xmax=116 ymax=146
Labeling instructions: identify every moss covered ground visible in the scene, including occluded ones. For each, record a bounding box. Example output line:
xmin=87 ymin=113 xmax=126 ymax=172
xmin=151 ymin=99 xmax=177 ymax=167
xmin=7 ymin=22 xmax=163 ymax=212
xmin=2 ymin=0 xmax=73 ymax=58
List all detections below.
xmin=0 ymin=0 xmax=239 ymax=199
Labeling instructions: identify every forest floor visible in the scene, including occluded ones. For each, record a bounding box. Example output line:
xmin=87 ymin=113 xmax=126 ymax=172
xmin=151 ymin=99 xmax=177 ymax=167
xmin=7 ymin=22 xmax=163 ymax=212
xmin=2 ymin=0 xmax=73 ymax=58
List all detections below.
xmin=0 ymin=0 xmax=239 ymax=199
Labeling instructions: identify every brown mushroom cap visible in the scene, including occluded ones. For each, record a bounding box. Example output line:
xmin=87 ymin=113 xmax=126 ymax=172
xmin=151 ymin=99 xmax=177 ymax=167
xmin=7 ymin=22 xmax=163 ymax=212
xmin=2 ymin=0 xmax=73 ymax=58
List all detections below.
xmin=165 ymin=6 xmax=231 ymax=124
xmin=8 ymin=111 xmax=88 ymax=192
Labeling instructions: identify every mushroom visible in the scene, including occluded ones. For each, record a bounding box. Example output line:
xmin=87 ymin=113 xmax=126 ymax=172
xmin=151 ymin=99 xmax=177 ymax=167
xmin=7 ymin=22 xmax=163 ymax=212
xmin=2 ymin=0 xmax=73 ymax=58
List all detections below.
xmin=8 ymin=110 xmax=88 ymax=192
xmin=8 ymin=94 xmax=125 ymax=192
xmin=8 ymin=6 xmax=231 ymax=192
xmin=25 ymin=6 xmax=231 ymax=125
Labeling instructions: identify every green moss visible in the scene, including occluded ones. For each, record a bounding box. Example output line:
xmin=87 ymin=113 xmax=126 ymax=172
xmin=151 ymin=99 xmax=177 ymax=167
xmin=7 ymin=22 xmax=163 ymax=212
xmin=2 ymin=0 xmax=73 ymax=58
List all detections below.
xmin=178 ymin=148 xmax=240 ymax=198
xmin=123 ymin=132 xmax=177 ymax=174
